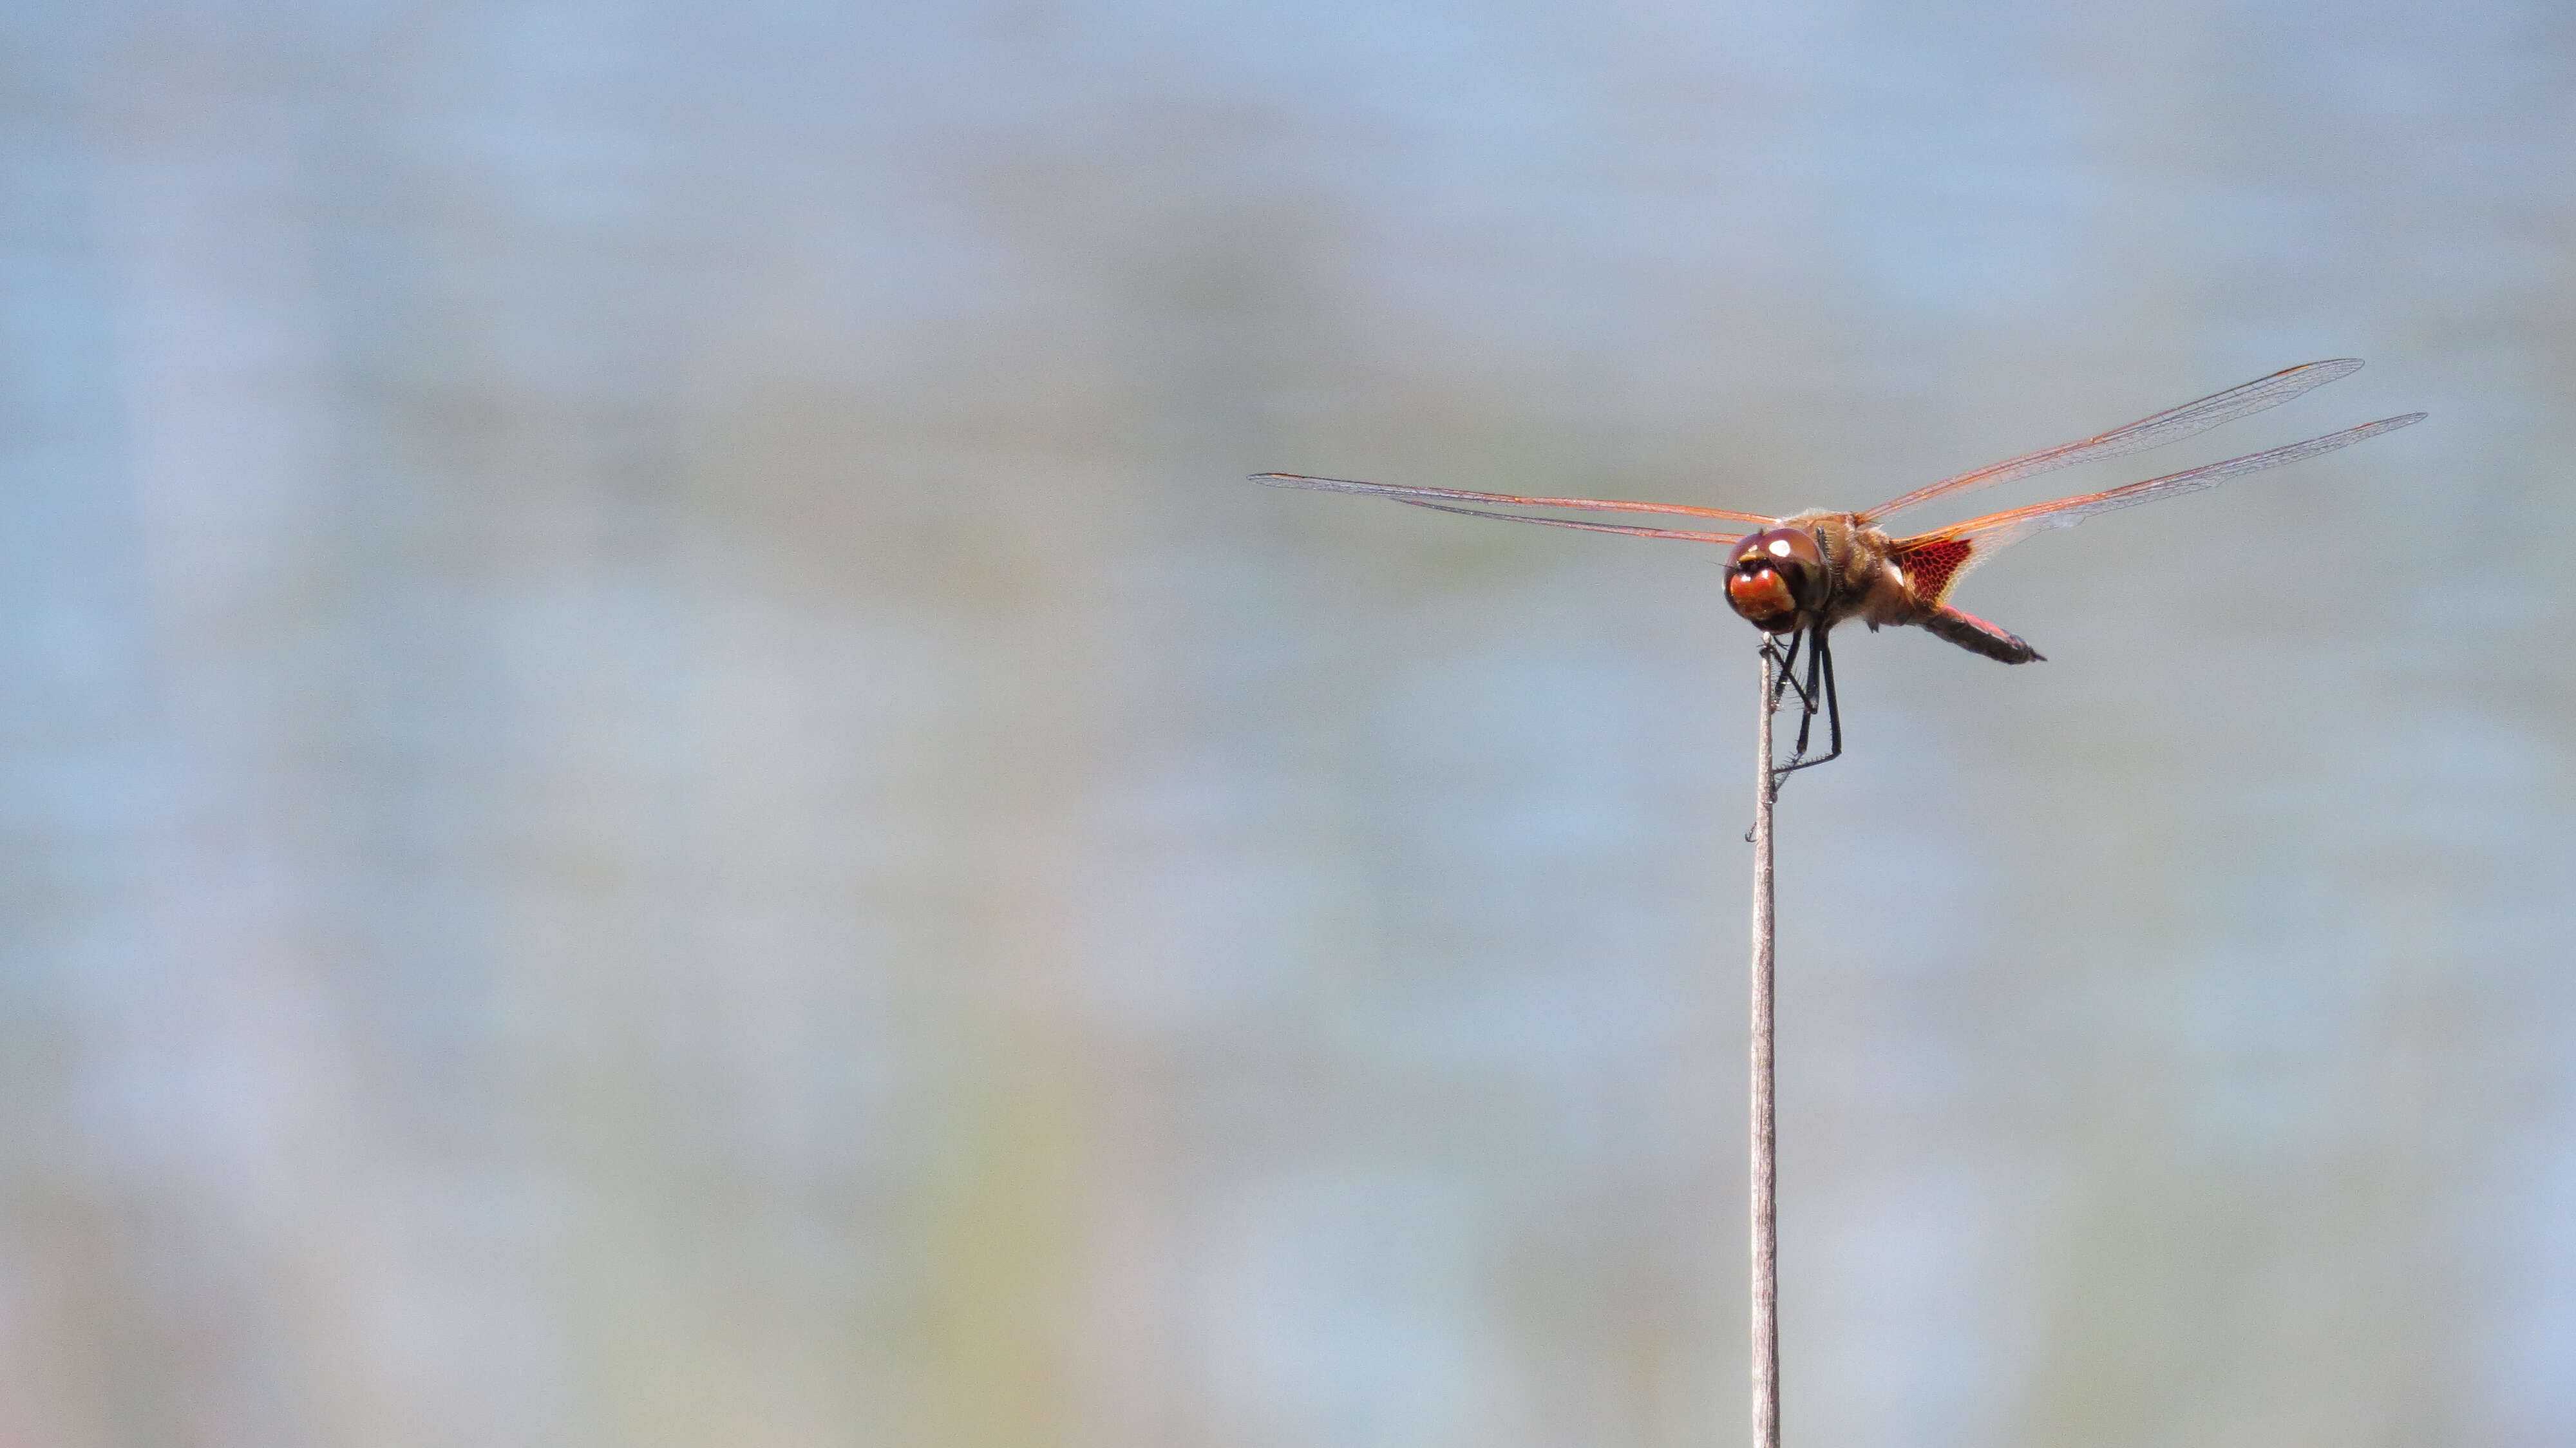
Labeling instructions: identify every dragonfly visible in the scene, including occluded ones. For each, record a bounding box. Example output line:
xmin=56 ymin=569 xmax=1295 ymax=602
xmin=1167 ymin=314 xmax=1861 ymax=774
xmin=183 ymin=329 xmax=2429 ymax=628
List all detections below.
xmin=1255 ymin=359 xmax=2423 ymax=789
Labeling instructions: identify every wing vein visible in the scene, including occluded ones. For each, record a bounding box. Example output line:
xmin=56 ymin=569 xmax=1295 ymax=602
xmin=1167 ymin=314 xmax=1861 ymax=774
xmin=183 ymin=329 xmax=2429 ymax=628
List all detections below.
xmin=1888 ymin=412 xmax=2425 ymax=593
xmin=1252 ymin=472 xmax=1772 ymax=525
xmin=1393 ymin=499 xmax=1742 ymax=544
xmin=1860 ymin=359 xmax=2365 ymax=525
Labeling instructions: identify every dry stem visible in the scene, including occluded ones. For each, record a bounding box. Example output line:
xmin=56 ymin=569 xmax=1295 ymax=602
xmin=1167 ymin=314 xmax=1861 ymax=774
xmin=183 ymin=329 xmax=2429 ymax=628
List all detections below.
xmin=1748 ymin=645 xmax=1781 ymax=1448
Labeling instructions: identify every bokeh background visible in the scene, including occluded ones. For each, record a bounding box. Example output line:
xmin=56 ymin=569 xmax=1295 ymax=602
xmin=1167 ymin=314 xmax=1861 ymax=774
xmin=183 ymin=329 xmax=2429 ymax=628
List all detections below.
xmin=5 ymin=1 xmax=2571 ymax=1445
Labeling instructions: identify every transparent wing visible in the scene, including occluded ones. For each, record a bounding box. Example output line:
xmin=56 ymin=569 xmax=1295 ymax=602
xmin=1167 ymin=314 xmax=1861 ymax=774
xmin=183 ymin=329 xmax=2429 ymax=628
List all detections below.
xmin=1392 ymin=498 xmax=1741 ymax=544
xmin=1252 ymin=472 xmax=1774 ymax=525
xmin=1859 ymin=359 xmax=2367 ymax=526
xmin=1887 ymin=412 xmax=2426 ymax=606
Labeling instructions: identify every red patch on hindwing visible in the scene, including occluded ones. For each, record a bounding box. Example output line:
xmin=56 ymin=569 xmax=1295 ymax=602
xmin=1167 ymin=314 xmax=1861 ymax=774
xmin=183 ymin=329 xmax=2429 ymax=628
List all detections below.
xmin=1894 ymin=536 xmax=1975 ymax=606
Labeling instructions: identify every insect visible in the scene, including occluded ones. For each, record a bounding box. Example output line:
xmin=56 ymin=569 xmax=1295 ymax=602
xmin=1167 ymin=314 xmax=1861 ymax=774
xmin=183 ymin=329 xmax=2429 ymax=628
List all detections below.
xmin=1255 ymin=359 xmax=2423 ymax=788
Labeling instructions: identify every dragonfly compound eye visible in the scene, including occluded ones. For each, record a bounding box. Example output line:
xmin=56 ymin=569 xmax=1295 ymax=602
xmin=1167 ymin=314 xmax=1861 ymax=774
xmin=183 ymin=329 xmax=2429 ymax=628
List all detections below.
xmin=1726 ymin=528 xmax=1825 ymax=630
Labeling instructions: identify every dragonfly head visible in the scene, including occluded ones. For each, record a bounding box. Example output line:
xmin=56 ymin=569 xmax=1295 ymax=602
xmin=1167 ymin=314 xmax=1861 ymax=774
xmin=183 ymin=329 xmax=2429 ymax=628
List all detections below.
xmin=1725 ymin=528 xmax=1826 ymax=632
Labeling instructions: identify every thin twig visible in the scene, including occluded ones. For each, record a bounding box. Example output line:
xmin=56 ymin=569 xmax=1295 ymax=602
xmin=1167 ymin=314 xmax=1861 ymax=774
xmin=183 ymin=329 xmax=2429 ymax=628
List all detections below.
xmin=1749 ymin=643 xmax=1781 ymax=1448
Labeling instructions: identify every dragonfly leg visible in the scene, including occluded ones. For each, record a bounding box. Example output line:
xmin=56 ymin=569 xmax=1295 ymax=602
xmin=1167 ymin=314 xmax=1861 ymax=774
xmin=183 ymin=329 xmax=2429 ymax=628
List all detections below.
xmin=1749 ymin=627 xmax=1845 ymax=835
xmin=1767 ymin=630 xmax=1810 ymax=714
xmin=1809 ymin=629 xmax=1844 ymax=765
xmin=1782 ymin=631 xmax=1819 ymax=767
xmin=1820 ymin=631 xmax=1842 ymax=759
xmin=1769 ymin=627 xmax=1844 ymax=794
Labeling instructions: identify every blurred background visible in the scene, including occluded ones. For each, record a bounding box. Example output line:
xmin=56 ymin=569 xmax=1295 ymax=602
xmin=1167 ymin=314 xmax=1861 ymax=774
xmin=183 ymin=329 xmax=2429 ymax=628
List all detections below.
xmin=3 ymin=1 xmax=2570 ymax=1445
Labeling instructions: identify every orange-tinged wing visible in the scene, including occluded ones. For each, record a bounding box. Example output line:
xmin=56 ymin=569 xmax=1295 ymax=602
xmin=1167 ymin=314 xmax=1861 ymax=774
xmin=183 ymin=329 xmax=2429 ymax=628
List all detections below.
xmin=1859 ymin=359 xmax=2366 ymax=527
xmin=1390 ymin=498 xmax=1741 ymax=544
xmin=1888 ymin=412 xmax=2426 ymax=607
xmin=1251 ymin=472 xmax=1773 ymax=526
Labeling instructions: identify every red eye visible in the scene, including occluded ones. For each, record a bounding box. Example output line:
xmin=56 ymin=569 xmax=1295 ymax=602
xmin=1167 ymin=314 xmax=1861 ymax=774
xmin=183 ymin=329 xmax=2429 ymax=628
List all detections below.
xmin=1727 ymin=567 xmax=1800 ymax=629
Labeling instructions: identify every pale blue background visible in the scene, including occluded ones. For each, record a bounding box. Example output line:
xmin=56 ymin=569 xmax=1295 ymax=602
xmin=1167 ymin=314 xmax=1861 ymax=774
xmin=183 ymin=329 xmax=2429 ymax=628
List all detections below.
xmin=3 ymin=2 xmax=2569 ymax=1445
